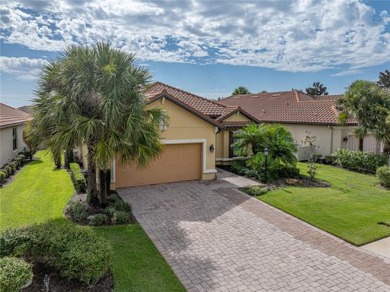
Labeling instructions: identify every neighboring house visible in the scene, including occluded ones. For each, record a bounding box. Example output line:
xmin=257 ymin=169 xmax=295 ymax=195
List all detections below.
xmin=79 ymin=83 xmax=374 ymax=189
xmin=218 ymin=91 xmax=384 ymax=159
xmin=0 ymin=103 xmax=31 ymax=167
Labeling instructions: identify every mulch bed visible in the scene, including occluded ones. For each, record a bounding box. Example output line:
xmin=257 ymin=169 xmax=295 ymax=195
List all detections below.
xmin=272 ymin=177 xmax=331 ymax=188
xmin=22 ymin=263 xmax=114 ymax=292
xmin=64 ymin=193 xmax=136 ymax=226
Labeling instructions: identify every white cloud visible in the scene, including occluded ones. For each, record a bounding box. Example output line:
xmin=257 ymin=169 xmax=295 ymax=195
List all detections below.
xmin=0 ymin=0 xmax=389 ymax=73
xmin=0 ymin=56 xmax=49 ymax=80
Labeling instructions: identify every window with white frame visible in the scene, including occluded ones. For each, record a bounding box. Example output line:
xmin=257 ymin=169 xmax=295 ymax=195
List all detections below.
xmin=12 ymin=127 xmax=17 ymax=151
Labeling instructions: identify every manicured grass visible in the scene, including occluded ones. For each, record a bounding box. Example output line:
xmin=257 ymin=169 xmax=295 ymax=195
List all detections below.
xmin=0 ymin=151 xmax=74 ymax=230
xmin=0 ymin=151 xmax=185 ymax=291
xmin=258 ymin=163 xmax=390 ymax=246
xmin=95 ymin=226 xmax=185 ymax=292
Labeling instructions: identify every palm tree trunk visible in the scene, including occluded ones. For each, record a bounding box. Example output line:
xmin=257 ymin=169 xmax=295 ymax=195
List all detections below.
xmin=86 ymin=144 xmax=99 ymax=206
xmin=99 ymin=169 xmax=110 ymax=207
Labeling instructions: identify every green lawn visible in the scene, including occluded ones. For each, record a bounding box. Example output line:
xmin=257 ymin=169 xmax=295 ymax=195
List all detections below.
xmin=0 ymin=151 xmax=185 ymax=292
xmin=258 ymin=163 xmax=390 ymax=246
xmin=0 ymin=152 xmax=74 ymax=230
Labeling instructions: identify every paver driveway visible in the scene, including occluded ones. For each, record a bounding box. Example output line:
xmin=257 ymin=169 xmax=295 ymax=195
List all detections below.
xmin=119 ymin=169 xmax=390 ymax=292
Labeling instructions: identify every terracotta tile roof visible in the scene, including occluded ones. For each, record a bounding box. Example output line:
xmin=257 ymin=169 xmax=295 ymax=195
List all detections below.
xmin=218 ymin=91 xmax=357 ymax=126
xmin=146 ymin=82 xmax=228 ymax=117
xmin=0 ymin=103 xmax=31 ymax=129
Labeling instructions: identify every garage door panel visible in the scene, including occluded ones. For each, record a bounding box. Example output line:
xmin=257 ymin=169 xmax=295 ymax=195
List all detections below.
xmin=116 ymin=143 xmax=202 ymax=188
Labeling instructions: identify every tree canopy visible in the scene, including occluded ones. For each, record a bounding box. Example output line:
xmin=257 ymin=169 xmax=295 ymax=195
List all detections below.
xmin=305 ymin=82 xmax=328 ymax=96
xmin=232 ymin=86 xmax=251 ymax=95
xmin=338 ymin=80 xmax=390 ymax=151
xmin=377 ymin=70 xmax=390 ymax=90
xmin=26 ymin=43 xmax=164 ymax=206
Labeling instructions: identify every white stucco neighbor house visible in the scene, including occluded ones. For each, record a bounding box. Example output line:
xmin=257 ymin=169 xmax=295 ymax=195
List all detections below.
xmin=0 ymin=103 xmax=31 ymax=167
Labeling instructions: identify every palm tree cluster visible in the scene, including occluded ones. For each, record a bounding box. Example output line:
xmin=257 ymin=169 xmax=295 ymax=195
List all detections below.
xmin=233 ymin=124 xmax=298 ymax=181
xmin=26 ymin=43 xmax=164 ymax=206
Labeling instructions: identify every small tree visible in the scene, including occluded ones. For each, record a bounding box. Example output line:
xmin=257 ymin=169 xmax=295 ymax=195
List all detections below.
xmin=232 ymin=86 xmax=251 ymax=95
xmin=305 ymin=82 xmax=329 ymax=96
xmin=302 ymin=131 xmax=320 ymax=180
xmin=377 ymin=70 xmax=390 ymax=90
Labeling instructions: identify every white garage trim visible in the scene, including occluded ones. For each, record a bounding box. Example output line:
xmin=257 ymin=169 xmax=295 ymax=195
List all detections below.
xmin=162 ymin=139 xmax=217 ymax=174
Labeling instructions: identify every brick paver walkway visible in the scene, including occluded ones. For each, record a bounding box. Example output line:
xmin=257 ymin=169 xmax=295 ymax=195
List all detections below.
xmin=118 ymin=170 xmax=390 ymax=292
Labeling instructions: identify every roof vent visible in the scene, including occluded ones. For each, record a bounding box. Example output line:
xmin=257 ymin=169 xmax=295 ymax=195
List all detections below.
xmin=251 ymin=95 xmax=259 ymax=98
xmin=233 ymin=96 xmax=240 ymax=99
xmin=272 ymin=93 xmax=281 ymax=97
xmin=262 ymin=109 xmax=266 ymax=113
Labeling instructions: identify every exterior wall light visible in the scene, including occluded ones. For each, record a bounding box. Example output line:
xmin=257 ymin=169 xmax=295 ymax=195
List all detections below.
xmin=209 ymin=144 xmax=215 ymax=152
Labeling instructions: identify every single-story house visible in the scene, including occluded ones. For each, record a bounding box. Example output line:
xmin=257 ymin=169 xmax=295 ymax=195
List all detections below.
xmin=77 ymin=82 xmax=378 ymax=189
xmin=218 ymin=91 xmax=383 ymax=158
xmin=0 ymin=103 xmax=31 ymax=167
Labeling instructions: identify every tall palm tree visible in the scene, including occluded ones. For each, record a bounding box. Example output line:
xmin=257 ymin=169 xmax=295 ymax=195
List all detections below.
xmin=27 ymin=43 xmax=163 ymax=206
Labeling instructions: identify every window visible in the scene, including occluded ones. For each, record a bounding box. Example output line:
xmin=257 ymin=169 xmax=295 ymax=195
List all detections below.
xmin=229 ymin=131 xmax=239 ymax=158
xmin=12 ymin=127 xmax=17 ymax=151
xmin=160 ymin=112 xmax=168 ymax=131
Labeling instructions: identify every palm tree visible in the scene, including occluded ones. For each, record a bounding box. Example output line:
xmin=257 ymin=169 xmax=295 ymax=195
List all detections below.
xmin=233 ymin=123 xmax=297 ymax=180
xmin=27 ymin=43 xmax=163 ymax=206
xmin=338 ymin=80 xmax=390 ymax=152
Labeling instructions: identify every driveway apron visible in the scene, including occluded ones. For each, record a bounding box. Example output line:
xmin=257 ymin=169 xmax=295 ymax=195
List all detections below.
xmin=118 ymin=170 xmax=390 ymax=292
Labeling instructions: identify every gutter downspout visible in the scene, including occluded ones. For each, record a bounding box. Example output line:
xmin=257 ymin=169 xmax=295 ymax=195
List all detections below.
xmin=329 ymin=125 xmax=334 ymax=154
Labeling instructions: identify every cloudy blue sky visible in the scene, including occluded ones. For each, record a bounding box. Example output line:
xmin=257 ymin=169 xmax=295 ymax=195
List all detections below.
xmin=1 ymin=0 xmax=389 ymax=107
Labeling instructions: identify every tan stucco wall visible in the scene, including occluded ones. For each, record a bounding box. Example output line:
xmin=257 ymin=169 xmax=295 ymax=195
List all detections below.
xmin=110 ymin=98 xmax=217 ymax=188
xmin=223 ymin=112 xmax=251 ymax=122
xmin=0 ymin=124 xmax=27 ymax=167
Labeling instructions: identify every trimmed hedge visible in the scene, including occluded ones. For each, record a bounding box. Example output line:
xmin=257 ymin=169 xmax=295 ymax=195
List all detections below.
xmin=0 ymin=171 xmax=5 ymax=184
xmin=330 ymin=149 xmax=388 ymax=173
xmin=377 ymin=166 xmax=390 ymax=188
xmin=0 ymin=222 xmax=112 ymax=286
xmin=69 ymin=163 xmax=86 ymax=193
xmin=0 ymin=257 xmax=33 ymax=291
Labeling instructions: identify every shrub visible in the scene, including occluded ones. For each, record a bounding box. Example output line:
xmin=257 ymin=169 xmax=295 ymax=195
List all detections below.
xmin=113 ymin=211 xmax=130 ymax=224
xmin=88 ymin=214 xmax=108 ymax=226
xmin=69 ymin=163 xmax=86 ymax=193
xmin=324 ymin=155 xmax=336 ymax=165
xmin=377 ymin=166 xmax=390 ymax=188
xmin=68 ymin=202 xmax=88 ymax=222
xmin=0 ymin=171 xmax=6 ymax=184
xmin=0 ymin=168 xmax=9 ymax=178
xmin=231 ymin=159 xmax=248 ymax=175
xmin=104 ymin=207 xmax=116 ymax=216
xmin=4 ymin=164 xmax=14 ymax=175
xmin=0 ymin=222 xmax=112 ymax=286
xmin=16 ymin=154 xmax=26 ymax=166
xmin=9 ymin=161 xmax=19 ymax=172
xmin=112 ymin=200 xmax=131 ymax=212
xmin=0 ymin=257 xmax=33 ymax=291
xmin=241 ymin=185 xmax=269 ymax=197
xmin=331 ymin=149 xmax=388 ymax=173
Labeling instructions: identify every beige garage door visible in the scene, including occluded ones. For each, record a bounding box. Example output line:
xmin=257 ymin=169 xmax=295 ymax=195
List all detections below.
xmin=115 ymin=143 xmax=202 ymax=188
